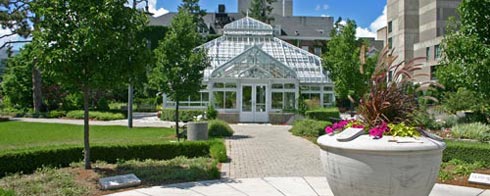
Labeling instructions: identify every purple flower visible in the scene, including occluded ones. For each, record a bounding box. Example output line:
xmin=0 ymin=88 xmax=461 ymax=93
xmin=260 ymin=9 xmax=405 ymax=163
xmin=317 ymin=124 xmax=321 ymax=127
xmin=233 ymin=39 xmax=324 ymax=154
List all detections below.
xmin=369 ymin=122 xmax=388 ymax=139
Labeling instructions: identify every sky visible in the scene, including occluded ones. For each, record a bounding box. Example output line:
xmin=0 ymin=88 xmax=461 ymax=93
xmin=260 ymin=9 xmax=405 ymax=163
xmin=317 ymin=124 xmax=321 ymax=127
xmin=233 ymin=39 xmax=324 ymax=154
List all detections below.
xmin=149 ymin=0 xmax=387 ymax=38
xmin=0 ymin=0 xmax=387 ymax=50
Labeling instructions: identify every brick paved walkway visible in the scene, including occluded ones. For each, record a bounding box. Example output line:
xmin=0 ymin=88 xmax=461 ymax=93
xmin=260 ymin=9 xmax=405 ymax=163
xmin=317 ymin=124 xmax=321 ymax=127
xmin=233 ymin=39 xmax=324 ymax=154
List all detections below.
xmin=221 ymin=124 xmax=324 ymax=178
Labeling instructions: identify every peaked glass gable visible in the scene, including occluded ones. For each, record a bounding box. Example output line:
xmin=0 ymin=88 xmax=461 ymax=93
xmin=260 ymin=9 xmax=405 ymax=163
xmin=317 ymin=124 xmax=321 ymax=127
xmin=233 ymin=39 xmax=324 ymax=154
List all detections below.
xmin=212 ymin=45 xmax=296 ymax=79
xmin=223 ymin=17 xmax=273 ymax=36
xmin=200 ymin=17 xmax=331 ymax=84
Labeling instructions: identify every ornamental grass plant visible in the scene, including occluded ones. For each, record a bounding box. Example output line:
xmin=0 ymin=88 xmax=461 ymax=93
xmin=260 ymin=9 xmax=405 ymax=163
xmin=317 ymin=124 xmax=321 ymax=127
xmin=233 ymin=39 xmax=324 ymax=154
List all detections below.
xmin=326 ymin=46 xmax=441 ymax=138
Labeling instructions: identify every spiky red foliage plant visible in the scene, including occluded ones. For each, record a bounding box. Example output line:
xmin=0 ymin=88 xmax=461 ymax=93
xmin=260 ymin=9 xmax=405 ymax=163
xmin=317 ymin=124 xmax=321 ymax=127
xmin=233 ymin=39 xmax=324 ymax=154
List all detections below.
xmin=358 ymin=46 xmax=435 ymax=128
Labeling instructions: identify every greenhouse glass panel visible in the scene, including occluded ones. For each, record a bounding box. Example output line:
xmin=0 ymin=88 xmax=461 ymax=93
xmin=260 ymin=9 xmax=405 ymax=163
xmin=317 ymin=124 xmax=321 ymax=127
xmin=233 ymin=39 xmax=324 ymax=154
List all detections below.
xmin=272 ymin=92 xmax=283 ymax=109
xmin=213 ymin=91 xmax=224 ymax=109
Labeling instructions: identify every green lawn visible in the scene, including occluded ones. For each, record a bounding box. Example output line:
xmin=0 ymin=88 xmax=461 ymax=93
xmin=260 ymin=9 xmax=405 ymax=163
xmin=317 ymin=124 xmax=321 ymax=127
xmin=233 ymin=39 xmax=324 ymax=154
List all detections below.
xmin=0 ymin=121 xmax=175 ymax=152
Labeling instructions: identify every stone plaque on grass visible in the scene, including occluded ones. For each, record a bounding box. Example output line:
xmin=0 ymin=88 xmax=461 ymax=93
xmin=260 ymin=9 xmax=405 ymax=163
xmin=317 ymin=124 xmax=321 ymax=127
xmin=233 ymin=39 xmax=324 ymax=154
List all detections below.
xmin=468 ymin=173 xmax=490 ymax=185
xmin=99 ymin=173 xmax=141 ymax=190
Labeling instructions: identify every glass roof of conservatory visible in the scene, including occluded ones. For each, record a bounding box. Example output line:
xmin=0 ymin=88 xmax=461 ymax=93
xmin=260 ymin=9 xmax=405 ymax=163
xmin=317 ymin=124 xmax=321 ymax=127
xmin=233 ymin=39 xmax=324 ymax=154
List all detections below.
xmin=200 ymin=16 xmax=330 ymax=84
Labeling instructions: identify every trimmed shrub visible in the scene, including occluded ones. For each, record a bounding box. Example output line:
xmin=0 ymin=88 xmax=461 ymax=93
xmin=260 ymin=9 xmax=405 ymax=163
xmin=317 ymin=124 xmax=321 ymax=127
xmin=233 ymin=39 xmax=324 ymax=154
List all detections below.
xmin=206 ymin=105 xmax=218 ymax=120
xmin=0 ymin=141 xmax=217 ymax=177
xmin=290 ymin=119 xmax=332 ymax=137
xmin=65 ymin=110 xmax=125 ymax=121
xmin=160 ymin=109 xmax=204 ymax=122
xmin=451 ymin=122 xmax=490 ymax=142
xmin=47 ymin=110 xmax=66 ymax=118
xmin=208 ymin=120 xmax=234 ymax=137
xmin=305 ymin=107 xmax=340 ymax=121
xmin=209 ymin=140 xmax=227 ymax=162
xmin=443 ymin=141 xmax=490 ymax=166
xmin=0 ymin=188 xmax=15 ymax=196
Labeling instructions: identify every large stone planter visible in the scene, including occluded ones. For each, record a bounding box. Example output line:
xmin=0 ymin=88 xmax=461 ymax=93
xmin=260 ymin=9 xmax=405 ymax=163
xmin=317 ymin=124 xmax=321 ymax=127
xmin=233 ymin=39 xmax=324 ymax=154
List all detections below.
xmin=317 ymin=134 xmax=445 ymax=196
xmin=187 ymin=122 xmax=208 ymax=141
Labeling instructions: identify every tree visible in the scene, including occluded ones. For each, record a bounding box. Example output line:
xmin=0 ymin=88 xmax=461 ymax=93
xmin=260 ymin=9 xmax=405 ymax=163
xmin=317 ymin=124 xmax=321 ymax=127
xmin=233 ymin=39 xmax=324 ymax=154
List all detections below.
xmin=1 ymin=44 xmax=37 ymax=109
xmin=437 ymin=0 xmax=490 ymax=98
xmin=322 ymin=19 xmax=375 ymax=107
xmin=0 ymin=0 xmax=32 ymax=49
xmin=0 ymin=1 xmax=44 ymax=114
xmin=32 ymin=0 xmax=148 ymax=169
xmin=151 ymin=8 xmax=209 ymax=140
xmin=248 ymin=0 xmax=277 ymax=23
xmin=178 ymin=0 xmax=207 ymax=34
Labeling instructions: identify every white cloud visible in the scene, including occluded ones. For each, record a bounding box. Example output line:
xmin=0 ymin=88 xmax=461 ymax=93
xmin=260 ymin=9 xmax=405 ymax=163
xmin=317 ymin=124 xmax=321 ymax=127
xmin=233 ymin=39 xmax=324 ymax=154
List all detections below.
xmin=323 ymin=4 xmax=329 ymax=10
xmin=315 ymin=4 xmax=321 ymax=11
xmin=126 ymin=0 xmax=169 ymax=17
xmin=356 ymin=5 xmax=386 ymax=38
xmin=147 ymin=0 xmax=169 ymax=17
xmin=355 ymin=27 xmax=376 ymax=38
xmin=0 ymin=28 xmax=20 ymax=49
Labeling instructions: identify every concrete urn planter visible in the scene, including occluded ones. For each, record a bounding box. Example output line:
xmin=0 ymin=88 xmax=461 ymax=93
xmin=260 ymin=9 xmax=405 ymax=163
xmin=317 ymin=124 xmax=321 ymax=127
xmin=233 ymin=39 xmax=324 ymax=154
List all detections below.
xmin=317 ymin=134 xmax=445 ymax=196
xmin=187 ymin=122 xmax=208 ymax=141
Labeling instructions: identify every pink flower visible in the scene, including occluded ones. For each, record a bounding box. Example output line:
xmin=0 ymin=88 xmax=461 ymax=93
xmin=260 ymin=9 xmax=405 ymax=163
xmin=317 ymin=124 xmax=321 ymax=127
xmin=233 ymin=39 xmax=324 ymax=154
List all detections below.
xmin=325 ymin=127 xmax=334 ymax=135
xmin=369 ymin=122 xmax=388 ymax=139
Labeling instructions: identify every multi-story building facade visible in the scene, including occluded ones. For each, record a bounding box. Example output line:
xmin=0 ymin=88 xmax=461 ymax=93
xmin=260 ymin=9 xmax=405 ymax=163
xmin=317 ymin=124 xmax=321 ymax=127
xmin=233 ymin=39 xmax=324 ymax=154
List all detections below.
xmin=149 ymin=0 xmax=334 ymax=57
xmin=378 ymin=0 xmax=461 ymax=82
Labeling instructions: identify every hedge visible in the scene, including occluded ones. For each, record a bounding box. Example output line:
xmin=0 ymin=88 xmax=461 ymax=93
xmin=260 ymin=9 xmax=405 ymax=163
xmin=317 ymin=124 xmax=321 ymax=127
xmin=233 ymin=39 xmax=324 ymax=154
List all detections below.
xmin=443 ymin=140 xmax=490 ymax=165
xmin=0 ymin=188 xmax=15 ymax=196
xmin=208 ymin=120 xmax=234 ymax=137
xmin=65 ymin=110 xmax=125 ymax=121
xmin=290 ymin=119 xmax=332 ymax=137
xmin=160 ymin=109 xmax=205 ymax=122
xmin=0 ymin=141 xmax=227 ymax=177
xmin=209 ymin=140 xmax=227 ymax=162
xmin=305 ymin=107 xmax=340 ymax=121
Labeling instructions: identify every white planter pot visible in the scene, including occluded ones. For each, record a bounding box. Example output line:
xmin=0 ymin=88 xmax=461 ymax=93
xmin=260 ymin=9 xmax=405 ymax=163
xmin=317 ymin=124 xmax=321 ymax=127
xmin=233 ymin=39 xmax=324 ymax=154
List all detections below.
xmin=317 ymin=134 xmax=445 ymax=196
xmin=187 ymin=122 xmax=208 ymax=141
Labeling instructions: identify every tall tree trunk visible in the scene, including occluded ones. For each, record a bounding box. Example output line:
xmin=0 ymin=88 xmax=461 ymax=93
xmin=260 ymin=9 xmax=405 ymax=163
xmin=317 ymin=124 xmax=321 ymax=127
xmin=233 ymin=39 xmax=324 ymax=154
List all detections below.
xmin=32 ymin=16 xmax=42 ymax=113
xmin=175 ymin=100 xmax=180 ymax=142
xmin=128 ymin=83 xmax=133 ymax=128
xmin=32 ymin=65 xmax=42 ymax=113
xmin=83 ymin=87 xmax=91 ymax=169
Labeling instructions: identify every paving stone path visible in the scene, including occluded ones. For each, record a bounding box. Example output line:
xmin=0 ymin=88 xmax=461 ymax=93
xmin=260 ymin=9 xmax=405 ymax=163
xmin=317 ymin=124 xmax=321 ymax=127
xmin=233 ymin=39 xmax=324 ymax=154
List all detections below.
xmin=220 ymin=124 xmax=324 ymax=178
xmin=107 ymin=177 xmax=489 ymax=196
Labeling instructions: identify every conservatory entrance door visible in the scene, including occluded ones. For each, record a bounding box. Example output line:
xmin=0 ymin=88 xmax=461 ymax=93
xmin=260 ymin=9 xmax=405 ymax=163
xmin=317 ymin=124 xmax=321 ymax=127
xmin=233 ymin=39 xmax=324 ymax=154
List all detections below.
xmin=240 ymin=84 xmax=268 ymax=122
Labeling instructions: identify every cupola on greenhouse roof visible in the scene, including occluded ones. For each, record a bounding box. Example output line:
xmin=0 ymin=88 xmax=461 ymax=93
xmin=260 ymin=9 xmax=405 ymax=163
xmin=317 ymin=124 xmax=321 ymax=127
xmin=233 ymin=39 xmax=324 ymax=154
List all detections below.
xmin=200 ymin=16 xmax=331 ymax=84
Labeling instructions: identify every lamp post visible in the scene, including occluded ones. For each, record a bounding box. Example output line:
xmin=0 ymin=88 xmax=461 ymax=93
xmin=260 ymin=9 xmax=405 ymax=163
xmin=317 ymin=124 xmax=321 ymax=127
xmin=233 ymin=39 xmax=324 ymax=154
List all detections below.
xmin=128 ymin=0 xmax=151 ymax=128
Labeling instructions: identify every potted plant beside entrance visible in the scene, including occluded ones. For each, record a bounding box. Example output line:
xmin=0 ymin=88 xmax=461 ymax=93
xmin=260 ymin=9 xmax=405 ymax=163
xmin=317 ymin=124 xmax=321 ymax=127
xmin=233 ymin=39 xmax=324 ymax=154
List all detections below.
xmin=186 ymin=114 xmax=208 ymax=141
xmin=317 ymin=48 xmax=446 ymax=196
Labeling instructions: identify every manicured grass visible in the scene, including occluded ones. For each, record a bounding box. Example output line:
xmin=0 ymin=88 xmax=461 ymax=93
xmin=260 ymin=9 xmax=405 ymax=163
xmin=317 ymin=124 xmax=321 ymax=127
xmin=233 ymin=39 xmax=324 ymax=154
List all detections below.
xmin=0 ymin=121 xmax=175 ymax=152
xmin=0 ymin=157 xmax=220 ymax=196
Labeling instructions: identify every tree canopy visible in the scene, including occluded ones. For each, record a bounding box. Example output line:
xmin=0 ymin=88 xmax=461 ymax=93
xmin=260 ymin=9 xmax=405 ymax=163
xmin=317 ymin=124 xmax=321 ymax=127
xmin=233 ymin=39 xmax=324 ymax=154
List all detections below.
xmin=322 ymin=19 xmax=375 ymax=106
xmin=0 ymin=0 xmax=33 ymax=49
xmin=435 ymin=0 xmax=490 ymax=122
xmin=248 ymin=0 xmax=277 ymax=24
xmin=436 ymin=0 xmax=490 ymax=98
xmin=32 ymin=0 xmax=149 ymax=169
xmin=151 ymin=8 xmax=209 ymax=139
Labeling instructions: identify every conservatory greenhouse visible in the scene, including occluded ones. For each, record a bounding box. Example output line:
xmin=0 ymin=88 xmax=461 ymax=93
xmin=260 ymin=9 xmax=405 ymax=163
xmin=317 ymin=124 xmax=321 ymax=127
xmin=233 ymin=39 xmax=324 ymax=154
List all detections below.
xmin=162 ymin=17 xmax=334 ymax=123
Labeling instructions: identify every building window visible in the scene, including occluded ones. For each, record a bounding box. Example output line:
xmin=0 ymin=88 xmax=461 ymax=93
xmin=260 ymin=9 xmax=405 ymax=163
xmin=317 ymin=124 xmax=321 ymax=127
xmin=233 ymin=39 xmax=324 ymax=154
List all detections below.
xmin=272 ymin=92 xmax=283 ymax=109
xmin=434 ymin=45 xmax=441 ymax=59
xmin=272 ymin=92 xmax=295 ymax=110
xmin=430 ymin=66 xmax=438 ymax=81
xmin=388 ymin=37 xmax=393 ymax=49
xmin=388 ymin=21 xmax=392 ymax=33
xmin=301 ymin=46 xmax=309 ymax=52
xmin=314 ymin=47 xmax=322 ymax=56
xmin=213 ymin=91 xmax=236 ymax=109
xmin=388 ymin=70 xmax=393 ymax=81
xmin=426 ymin=47 xmax=430 ymax=61
xmin=324 ymin=86 xmax=333 ymax=91
xmin=323 ymin=93 xmax=333 ymax=107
